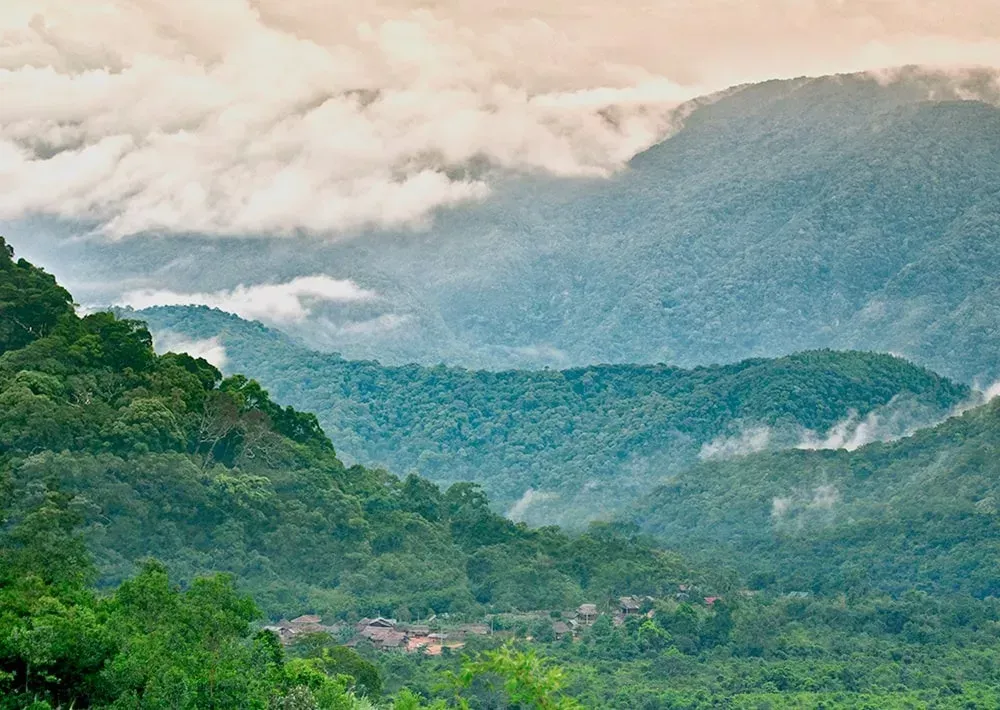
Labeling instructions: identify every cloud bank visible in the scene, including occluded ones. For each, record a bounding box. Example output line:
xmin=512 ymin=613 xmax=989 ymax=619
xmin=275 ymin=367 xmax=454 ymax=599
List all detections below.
xmin=2 ymin=0 xmax=1000 ymax=237
xmin=506 ymin=488 xmax=558 ymax=523
xmin=799 ymin=384 xmax=1000 ymax=452
xmin=152 ymin=331 xmax=229 ymax=370
xmin=120 ymin=275 xmax=375 ymax=324
xmin=700 ymin=425 xmax=773 ymax=461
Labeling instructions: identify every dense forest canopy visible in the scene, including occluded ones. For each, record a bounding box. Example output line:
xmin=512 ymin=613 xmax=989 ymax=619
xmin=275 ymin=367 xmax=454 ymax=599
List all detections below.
xmin=8 ymin=238 xmax=1000 ymax=708
xmin=628 ymin=395 xmax=1000 ymax=597
xmin=135 ymin=304 xmax=969 ymax=524
xmin=0 ymin=237 xmax=692 ymax=623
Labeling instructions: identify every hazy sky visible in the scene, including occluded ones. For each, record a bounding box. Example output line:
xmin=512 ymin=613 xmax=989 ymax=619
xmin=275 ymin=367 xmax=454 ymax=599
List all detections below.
xmin=2 ymin=0 xmax=999 ymax=238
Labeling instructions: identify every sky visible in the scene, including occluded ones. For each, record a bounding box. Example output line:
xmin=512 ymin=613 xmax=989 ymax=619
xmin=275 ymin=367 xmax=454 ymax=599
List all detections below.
xmin=2 ymin=0 xmax=1000 ymax=240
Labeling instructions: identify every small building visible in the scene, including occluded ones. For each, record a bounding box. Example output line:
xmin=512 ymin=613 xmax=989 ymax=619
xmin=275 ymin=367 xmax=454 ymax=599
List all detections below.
xmin=376 ymin=631 xmax=408 ymax=651
xmin=552 ymin=621 xmax=572 ymax=637
xmin=359 ymin=626 xmax=393 ymax=641
xmin=356 ymin=617 xmax=397 ymax=633
xmin=357 ymin=626 xmax=409 ymax=651
xmin=704 ymin=596 xmax=721 ymax=607
xmin=263 ymin=616 xmax=344 ymax=645
xmin=577 ymin=604 xmax=598 ymax=624
xmin=262 ymin=623 xmax=297 ymax=645
xmin=619 ymin=596 xmax=642 ymax=615
xmin=368 ymin=617 xmax=397 ymax=628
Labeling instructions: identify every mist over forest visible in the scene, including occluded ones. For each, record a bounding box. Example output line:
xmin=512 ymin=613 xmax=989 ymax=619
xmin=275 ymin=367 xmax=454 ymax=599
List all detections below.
xmin=5 ymin=1 xmax=1000 ymax=707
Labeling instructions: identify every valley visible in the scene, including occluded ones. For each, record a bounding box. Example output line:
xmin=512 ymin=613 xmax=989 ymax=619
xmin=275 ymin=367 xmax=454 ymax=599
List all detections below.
xmin=133 ymin=303 xmax=971 ymax=526
xmin=6 ymin=239 xmax=1000 ymax=707
xmin=3 ymin=15 xmax=1000 ymax=703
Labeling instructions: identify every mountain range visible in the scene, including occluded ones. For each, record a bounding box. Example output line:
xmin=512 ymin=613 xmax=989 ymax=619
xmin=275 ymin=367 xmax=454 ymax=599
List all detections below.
xmin=133 ymin=303 xmax=971 ymax=525
xmin=12 ymin=68 xmax=1000 ymax=383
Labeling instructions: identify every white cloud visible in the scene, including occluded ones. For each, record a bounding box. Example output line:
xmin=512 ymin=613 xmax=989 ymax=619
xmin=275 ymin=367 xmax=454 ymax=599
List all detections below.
xmin=772 ymin=484 xmax=839 ymax=524
xmin=797 ymin=393 xmax=971 ymax=452
xmin=119 ymin=274 xmax=375 ymax=324
xmin=795 ymin=384 xmax=1000 ymax=453
xmin=797 ymin=409 xmax=882 ymax=451
xmin=506 ymin=488 xmax=558 ymax=522
xmin=328 ymin=313 xmax=411 ymax=336
xmin=700 ymin=425 xmax=773 ymax=461
xmin=1 ymin=1 xmax=999 ymax=237
xmin=978 ymin=379 xmax=1000 ymax=402
xmin=152 ymin=331 xmax=229 ymax=369
xmin=810 ymin=484 xmax=840 ymax=511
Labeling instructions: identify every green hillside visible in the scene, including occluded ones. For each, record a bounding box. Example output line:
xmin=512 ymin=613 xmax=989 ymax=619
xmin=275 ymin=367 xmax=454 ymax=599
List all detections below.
xmin=0 ymin=237 xmax=691 ymax=623
xmin=10 ymin=239 xmax=1000 ymax=709
xmin=629 ymin=397 xmax=1000 ymax=597
xmin=134 ymin=304 xmax=969 ymax=524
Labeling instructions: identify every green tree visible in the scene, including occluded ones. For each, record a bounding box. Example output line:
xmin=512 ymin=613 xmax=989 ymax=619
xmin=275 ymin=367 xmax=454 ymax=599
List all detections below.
xmin=0 ymin=238 xmax=74 ymax=356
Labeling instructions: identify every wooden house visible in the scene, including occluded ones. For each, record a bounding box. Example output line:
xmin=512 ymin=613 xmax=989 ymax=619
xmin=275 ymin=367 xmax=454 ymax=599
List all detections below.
xmin=576 ymin=603 xmax=598 ymax=624
xmin=619 ymin=596 xmax=642 ymax=615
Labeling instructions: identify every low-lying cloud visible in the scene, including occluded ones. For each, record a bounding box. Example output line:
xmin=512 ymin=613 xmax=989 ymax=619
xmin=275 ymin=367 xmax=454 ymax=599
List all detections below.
xmin=796 ymin=406 xmax=912 ymax=452
xmin=700 ymin=390 xmax=998 ymax=462
xmin=326 ymin=313 xmax=412 ymax=337
xmin=152 ymin=331 xmax=229 ymax=370
xmin=700 ymin=425 xmax=773 ymax=461
xmin=772 ymin=484 xmax=840 ymax=527
xmin=120 ymin=275 xmax=375 ymax=324
xmin=2 ymin=1 xmax=1000 ymax=237
xmin=799 ymin=385 xmax=1000 ymax=452
xmin=506 ymin=488 xmax=558 ymax=522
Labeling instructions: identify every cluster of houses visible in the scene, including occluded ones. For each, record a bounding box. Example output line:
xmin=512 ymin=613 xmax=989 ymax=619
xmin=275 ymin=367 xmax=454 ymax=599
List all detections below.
xmin=263 ymin=614 xmax=489 ymax=655
xmin=262 ymin=615 xmax=344 ymax=645
xmin=346 ymin=617 xmax=484 ymax=654
xmin=558 ymin=596 xmax=655 ymax=634
xmin=549 ymin=591 xmax=723 ymax=639
xmin=264 ymin=588 xmax=722 ymax=653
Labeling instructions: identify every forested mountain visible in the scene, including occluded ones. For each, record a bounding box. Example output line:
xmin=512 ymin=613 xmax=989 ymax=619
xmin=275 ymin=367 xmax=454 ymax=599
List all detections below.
xmin=0 ymin=238 xmax=691 ymax=624
xmin=11 ymin=241 xmax=1000 ymax=708
xmin=14 ymin=69 xmax=1000 ymax=382
xmin=629 ymin=395 xmax=1000 ymax=597
xmin=134 ymin=304 xmax=969 ymax=524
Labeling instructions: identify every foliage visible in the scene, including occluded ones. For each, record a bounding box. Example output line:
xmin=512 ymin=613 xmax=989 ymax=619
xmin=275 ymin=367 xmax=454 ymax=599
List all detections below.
xmin=629 ymin=398 xmax=1000 ymax=596
xmin=0 ymin=243 xmax=691 ymax=622
xmin=0 ymin=237 xmax=74 ymax=357
xmin=8 ymin=240 xmax=1000 ymax=708
xmin=368 ymin=592 xmax=1000 ymax=709
xmin=133 ymin=305 xmax=967 ymax=524
xmin=451 ymin=645 xmax=582 ymax=709
xmin=0 ymin=491 xmax=587 ymax=709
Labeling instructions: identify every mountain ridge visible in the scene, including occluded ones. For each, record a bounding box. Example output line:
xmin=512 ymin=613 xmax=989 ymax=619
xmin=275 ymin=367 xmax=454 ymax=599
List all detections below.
xmin=629 ymin=394 xmax=1000 ymax=597
xmin=133 ymin=303 xmax=971 ymax=524
xmin=12 ymin=69 xmax=1000 ymax=381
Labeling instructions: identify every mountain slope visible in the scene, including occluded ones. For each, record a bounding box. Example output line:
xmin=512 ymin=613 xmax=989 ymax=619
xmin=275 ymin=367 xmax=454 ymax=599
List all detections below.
xmin=14 ymin=69 xmax=1000 ymax=381
xmin=629 ymin=397 xmax=1000 ymax=597
xmin=134 ymin=304 xmax=969 ymax=524
xmin=0 ymin=238 xmax=692 ymax=620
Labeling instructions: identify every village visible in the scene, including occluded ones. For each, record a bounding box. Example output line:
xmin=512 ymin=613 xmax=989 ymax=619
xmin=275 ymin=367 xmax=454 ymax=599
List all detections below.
xmin=263 ymin=587 xmax=724 ymax=655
